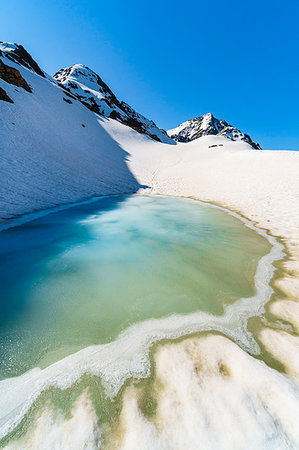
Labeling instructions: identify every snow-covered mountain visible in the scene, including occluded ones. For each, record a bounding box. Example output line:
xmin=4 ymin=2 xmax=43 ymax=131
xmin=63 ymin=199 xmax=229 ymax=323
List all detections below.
xmin=53 ymin=64 xmax=172 ymax=143
xmin=167 ymin=113 xmax=261 ymax=149
xmin=0 ymin=42 xmax=46 ymax=79
xmin=0 ymin=41 xmax=146 ymax=220
xmin=0 ymin=41 xmax=264 ymax=221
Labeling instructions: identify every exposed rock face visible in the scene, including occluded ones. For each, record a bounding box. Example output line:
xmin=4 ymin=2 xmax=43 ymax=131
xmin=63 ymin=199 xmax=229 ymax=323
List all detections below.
xmin=168 ymin=113 xmax=261 ymax=149
xmin=53 ymin=64 xmax=172 ymax=143
xmin=0 ymin=59 xmax=32 ymax=92
xmin=0 ymin=42 xmax=45 ymax=78
xmin=0 ymin=86 xmax=13 ymax=103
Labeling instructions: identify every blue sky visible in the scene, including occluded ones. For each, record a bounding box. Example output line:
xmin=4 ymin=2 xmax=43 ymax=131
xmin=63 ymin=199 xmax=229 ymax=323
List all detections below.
xmin=1 ymin=0 xmax=298 ymax=149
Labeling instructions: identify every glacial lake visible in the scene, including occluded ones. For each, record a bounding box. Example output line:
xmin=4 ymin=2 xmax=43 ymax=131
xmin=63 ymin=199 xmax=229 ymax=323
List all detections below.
xmin=0 ymin=194 xmax=270 ymax=380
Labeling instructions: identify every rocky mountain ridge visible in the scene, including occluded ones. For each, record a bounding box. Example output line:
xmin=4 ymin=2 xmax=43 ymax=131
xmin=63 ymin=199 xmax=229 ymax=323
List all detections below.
xmin=53 ymin=64 xmax=172 ymax=143
xmin=167 ymin=113 xmax=261 ymax=149
xmin=0 ymin=42 xmax=260 ymax=148
xmin=0 ymin=42 xmax=172 ymax=143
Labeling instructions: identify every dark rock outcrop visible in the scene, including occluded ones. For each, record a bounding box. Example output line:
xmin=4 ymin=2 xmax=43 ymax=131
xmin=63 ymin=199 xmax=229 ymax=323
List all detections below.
xmin=0 ymin=86 xmax=13 ymax=103
xmin=0 ymin=59 xmax=32 ymax=92
xmin=63 ymin=97 xmax=72 ymax=104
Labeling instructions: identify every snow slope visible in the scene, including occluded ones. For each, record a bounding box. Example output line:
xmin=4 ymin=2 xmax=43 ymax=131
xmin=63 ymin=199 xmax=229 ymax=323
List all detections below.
xmin=168 ymin=112 xmax=261 ymax=149
xmin=0 ymin=43 xmax=144 ymax=220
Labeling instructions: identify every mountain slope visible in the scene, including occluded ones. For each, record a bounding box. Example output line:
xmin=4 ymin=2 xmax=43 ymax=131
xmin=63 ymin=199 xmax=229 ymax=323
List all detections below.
xmin=0 ymin=41 xmax=46 ymax=78
xmin=0 ymin=41 xmax=265 ymax=223
xmin=168 ymin=113 xmax=261 ymax=149
xmin=0 ymin=42 xmax=144 ymax=220
xmin=53 ymin=64 xmax=172 ymax=143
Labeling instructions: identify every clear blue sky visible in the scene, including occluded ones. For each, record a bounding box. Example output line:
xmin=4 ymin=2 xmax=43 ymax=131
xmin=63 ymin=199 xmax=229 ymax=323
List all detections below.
xmin=1 ymin=0 xmax=299 ymax=149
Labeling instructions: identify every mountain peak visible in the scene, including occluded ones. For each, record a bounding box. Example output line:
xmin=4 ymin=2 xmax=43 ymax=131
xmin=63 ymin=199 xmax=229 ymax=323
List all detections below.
xmin=54 ymin=64 xmax=113 ymax=98
xmin=55 ymin=64 xmax=98 ymax=81
xmin=167 ymin=114 xmax=261 ymax=149
xmin=0 ymin=42 xmax=45 ymax=78
xmin=53 ymin=64 xmax=173 ymax=143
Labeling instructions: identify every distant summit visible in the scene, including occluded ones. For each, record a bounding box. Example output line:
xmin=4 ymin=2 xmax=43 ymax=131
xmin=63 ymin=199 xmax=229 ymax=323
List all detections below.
xmin=167 ymin=113 xmax=261 ymax=149
xmin=53 ymin=64 xmax=172 ymax=143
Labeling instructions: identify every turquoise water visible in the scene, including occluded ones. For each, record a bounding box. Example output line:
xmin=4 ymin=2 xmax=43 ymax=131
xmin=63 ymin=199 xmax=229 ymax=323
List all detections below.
xmin=0 ymin=195 xmax=269 ymax=382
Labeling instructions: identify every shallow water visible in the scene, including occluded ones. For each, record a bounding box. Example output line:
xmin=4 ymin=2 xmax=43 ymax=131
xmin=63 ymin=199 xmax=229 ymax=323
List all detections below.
xmin=0 ymin=194 xmax=273 ymax=445
xmin=0 ymin=195 xmax=269 ymax=378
